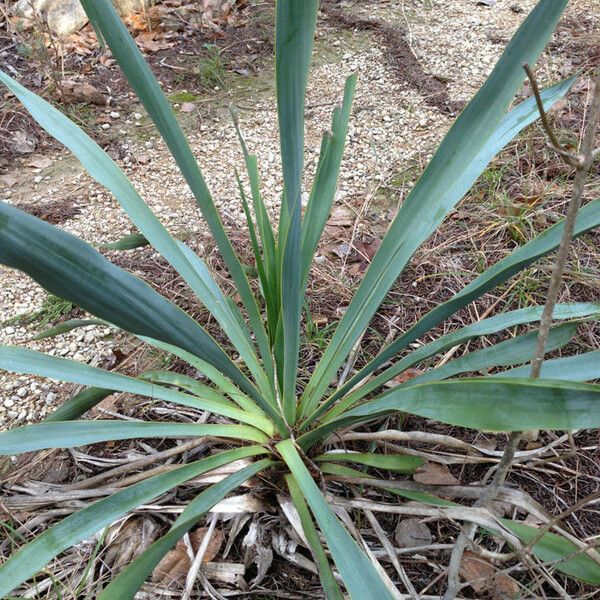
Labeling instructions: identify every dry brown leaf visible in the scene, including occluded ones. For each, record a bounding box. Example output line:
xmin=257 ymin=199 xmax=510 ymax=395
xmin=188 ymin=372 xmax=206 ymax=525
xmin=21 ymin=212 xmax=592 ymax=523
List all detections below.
xmin=460 ymin=550 xmax=520 ymax=599
xmin=328 ymin=204 xmax=356 ymax=227
xmin=394 ymin=518 xmax=433 ymax=548
xmin=353 ymin=238 xmax=380 ymax=262
xmin=26 ymin=156 xmax=53 ymax=169
xmin=12 ymin=130 xmax=36 ymax=154
xmin=413 ymin=462 xmax=459 ymax=486
xmin=311 ymin=314 xmax=328 ymax=326
xmin=135 ymin=31 xmax=175 ymax=52
xmin=393 ymin=368 xmax=423 ymax=384
xmin=60 ymin=79 xmax=105 ymax=105
xmin=0 ymin=173 xmax=19 ymax=188
xmin=152 ymin=526 xmax=224 ymax=585
xmin=105 ymin=517 xmax=158 ymax=573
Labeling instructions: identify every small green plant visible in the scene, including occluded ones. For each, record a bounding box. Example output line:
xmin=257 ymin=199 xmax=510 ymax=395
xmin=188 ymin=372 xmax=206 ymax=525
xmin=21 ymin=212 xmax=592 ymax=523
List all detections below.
xmin=1 ymin=0 xmax=600 ymax=597
xmin=2 ymin=294 xmax=73 ymax=330
xmin=194 ymin=43 xmax=226 ymax=89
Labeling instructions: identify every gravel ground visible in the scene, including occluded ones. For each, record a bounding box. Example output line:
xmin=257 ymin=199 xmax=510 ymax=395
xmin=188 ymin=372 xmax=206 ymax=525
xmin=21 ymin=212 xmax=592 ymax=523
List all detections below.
xmin=0 ymin=0 xmax=595 ymax=426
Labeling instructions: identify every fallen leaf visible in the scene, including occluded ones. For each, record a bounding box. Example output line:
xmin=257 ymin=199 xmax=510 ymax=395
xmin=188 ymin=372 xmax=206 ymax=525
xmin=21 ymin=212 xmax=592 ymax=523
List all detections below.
xmin=12 ymin=130 xmax=36 ymax=154
xmin=152 ymin=526 xmax=224 ymax=585
xmin=311 ymin=314 xmax=328 ymax=326
xmin=460 ymin=550 xmax=520 ymax=599
xmin=328 ymin=204 xmax=356 ymax=227
xmin=105 ymin=517 xmax=158 ymax=573
xmin=394 ymin=518 xmax=433 ymax=548
xmin=353 ymin=238 xmax=381 ymax=262
xmin=0 ymin=173 xmax=19 ymax=188
xmin=60 ymin=79 xmax=105 ymax=105
xmin=413 ymin=462 xmax=459 ymax=486
xmin=180 ymin=101 xmax=197 ymax=113
xmin=26 ymin=156 xmax=52 ymax=169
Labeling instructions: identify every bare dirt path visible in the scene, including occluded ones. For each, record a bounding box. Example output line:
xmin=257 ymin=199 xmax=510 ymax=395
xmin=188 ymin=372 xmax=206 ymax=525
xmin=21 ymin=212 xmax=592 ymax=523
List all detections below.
xmin=1 ymin=0 xmax=598 ymax=425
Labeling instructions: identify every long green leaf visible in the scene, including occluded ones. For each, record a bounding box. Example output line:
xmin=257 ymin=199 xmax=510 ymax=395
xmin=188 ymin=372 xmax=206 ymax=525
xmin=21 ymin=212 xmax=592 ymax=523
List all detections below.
xmin=0 ymin=421 xmax=267 ymax=454
xmin=0 ymin=446 xmax=267 ymax=598
xmin=299 ymin=8 xmax=570 ymax=415
xmin=79 ymin=0 xmax=274 ymax=383
xmin=138 ymin=370 xmax=235 ymax=406
xmin=315 ymin=451 xmax=423 ymax=473
xmin=0 ymin=70 xmax=270 ymax=398
xmin=140 ymin=337 xmax=287 ymax=433
xmin=324 ymin=194 xmax=600 ymax=415
xmin=324 ymin=322 xmax=579 ymax=420
xmin=497 ymin=350 xmax=600 ymax=381
xmin=309 ymin=303 xmax=600 ymax=426
xmin=300 ymin=378 xmax=600 ymax=449
xmin=98 ymin=458 xmax=274 ymax=599
xmin=387 ymin=323 xmax=576 ymax=387
xmin=276 ymin=0 xmax=320 ymax=424
xmin=0 ymin=347 xmax=274 ymax=435
xmin=301 ymin=74 xmax=357 ymax=285
xmin=44 ymin=387 xmax=113 ymax=422
xmin=277 ymin=439 xmax=394 ymax=600
xmin=286 ymin=474 xmax=343 ymax=599
xmin=0 ymin=203 xmax=260 ymax=402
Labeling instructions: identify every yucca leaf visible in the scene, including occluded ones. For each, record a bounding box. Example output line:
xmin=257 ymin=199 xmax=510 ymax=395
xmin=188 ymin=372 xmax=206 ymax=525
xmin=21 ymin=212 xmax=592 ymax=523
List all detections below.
xmin=0 ymin=71 xmax=271 ymax=397
xmin=0 ymin=421 xmax=267 ymax=454
xmin=277 ymin=439 xmax=394 ymax=600
xmin=324 ymin=195 xmax=600 ymax=414
xmin=141 ymin=337 xmax=288 ymax=433
xmin=497 ymin=350 xmax=600 ymax=381
xmin=275 ymin=0 xmax=320 ymax=423
xmin=0 ymin=446 xmax=267 ymax=598
xmin=99 ymin=232 xmax=150 ymax=250
xmin=79 ymin=0 xmax=274 ymax=382
xmin=299 ymin=7 xmax=571 ymax=416
xmin=44 ymin=387 xmax=113 ymax=422
xmin=308 ymin=303 xmax=599 ymax=426
xmin=391 ymin=323 xmax=577 ymax=388
xmin=33 ymin=318 xmax=106 ymax=340
xmin=300 ymin=379 xmax=600 ymax=449
xmin=323 ymin=321 xmax=579 ymax=420
xmin=315 ymin=451 xmax=423 ymax=474
xmin=0 ymin=203 xmax=260 ymax=402
xmin=138 ymin=370 xmax=235 ymax=406
xmin=286 ymin=474 xmax=344 ymax=599
xmin=0 ymin=347 xmax=274 ymax=435
xmin=301 ymin=74 xmax=357 ymax=285
xmin=97 ymin=458 xmax=274 ymax=599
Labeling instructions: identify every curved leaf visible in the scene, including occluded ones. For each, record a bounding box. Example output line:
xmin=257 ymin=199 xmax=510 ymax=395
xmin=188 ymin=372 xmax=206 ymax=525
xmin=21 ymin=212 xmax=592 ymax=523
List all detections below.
xmin=98 ymin=458 xmax=274 ymax=599
xmin=277 ymin=439 xmax=394 ymax=600
xmin=0 ymin=346 xmax=274 ymax=435
xmin=0 ymin=203 xmax=260 ymax=402
xmin=300 ymin=378 xmax=600 ymax=449
xmin=0 ymin=421 xmax=267 ymax=454
xmin=309 ymin=303 xmax=599 ymax=426
xmin=0 ymin=446 xmax=267 ymax=598
xmin=299 ymin=25 xmax=572 ymax=415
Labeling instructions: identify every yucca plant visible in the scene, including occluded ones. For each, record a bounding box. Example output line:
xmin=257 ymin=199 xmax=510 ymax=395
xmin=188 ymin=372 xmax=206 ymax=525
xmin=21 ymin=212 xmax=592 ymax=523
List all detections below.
xmin=1 ymin=0 xmax=600 ymax=597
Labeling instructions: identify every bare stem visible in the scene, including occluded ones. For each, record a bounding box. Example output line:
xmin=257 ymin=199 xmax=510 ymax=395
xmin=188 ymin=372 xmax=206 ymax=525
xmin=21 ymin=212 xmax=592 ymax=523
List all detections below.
xmin=443 ymin=68 xmax=600 ymax=600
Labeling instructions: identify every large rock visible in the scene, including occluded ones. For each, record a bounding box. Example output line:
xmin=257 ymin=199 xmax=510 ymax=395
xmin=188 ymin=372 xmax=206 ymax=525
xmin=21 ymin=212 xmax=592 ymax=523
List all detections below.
xmin=14 ymin=0 xmax=152 ymax=37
